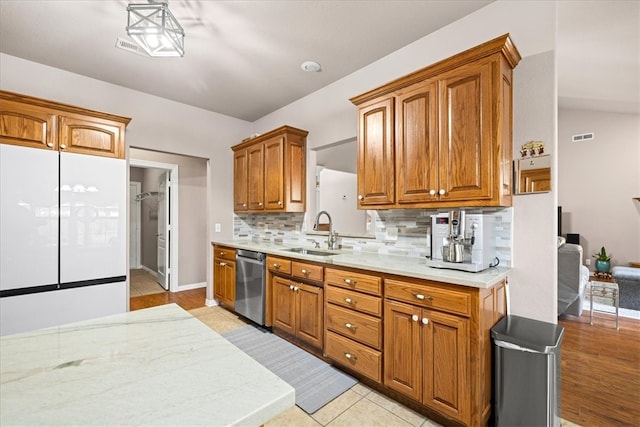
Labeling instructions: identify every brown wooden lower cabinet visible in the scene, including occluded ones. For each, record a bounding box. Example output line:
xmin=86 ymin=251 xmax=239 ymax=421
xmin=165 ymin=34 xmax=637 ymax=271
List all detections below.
xmin=213 ymin=245 xmax=236 ymax=309
xmin=272 ymin=276 xmax=323 ymax=349
xmin=384 ymin=299 xmax=470 ymax=423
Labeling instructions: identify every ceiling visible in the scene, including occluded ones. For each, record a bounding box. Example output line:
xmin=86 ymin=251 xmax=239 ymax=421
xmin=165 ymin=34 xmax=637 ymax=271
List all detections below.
xmin=1 ymin=1 xmax=638 ymax=122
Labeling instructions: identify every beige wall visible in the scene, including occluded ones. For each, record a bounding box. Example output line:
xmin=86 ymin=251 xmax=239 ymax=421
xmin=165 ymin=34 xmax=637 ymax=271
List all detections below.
xmin=558 ymin=109 xmax=640 ymax=267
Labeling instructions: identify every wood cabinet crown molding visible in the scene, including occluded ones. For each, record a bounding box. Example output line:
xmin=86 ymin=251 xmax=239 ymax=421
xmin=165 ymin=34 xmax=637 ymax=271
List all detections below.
xmin=350 ymin=34 xmax=521 ymax=106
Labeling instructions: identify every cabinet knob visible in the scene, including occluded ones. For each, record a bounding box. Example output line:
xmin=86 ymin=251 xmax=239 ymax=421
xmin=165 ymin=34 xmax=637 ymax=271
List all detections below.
xmin=438 ymin=189 xmax=445 ymax=195
xmin=429 ymin=189 xmax=436 ymax=196
xmin=301 ymin=269 xmax=309 ymax=276
xmin=344 ymin=323 xmax=357 ymax=331
xmin=344 ymin=352 xmax=357 ymax=361
xmin=60 ymin=144 xmax=67 ymax=150
xmin=220 ymin=252 xmax=225 ymax=256
xmin=343 ymin=278 xmax=357 ymax=286
xmin=219 ymin=262 xmax=226 ymax=267
xmin=358 ymin=195 xmax=363 ymax=200
xmin=344 ymin=297 xmax=354 ymax=305
xmin=422 ymin=318 xmax=429 ymax=325
xmin=273 ymin=263 xmax=281 ymax=269
xmin=278 ymin=201 xmax=282 ymax=206
xmin=46 ymin=142 xmax=54 ymax=148
xmin=243 ymin=203 xmax=247 ymax=208
xmin=258 ymin=202 xmax=263 ymax=207
xmin=294 ymin=286 xmax=300 ymax=292
xmin=412 ymin=314 xmax=419 ymax=322
xmin=289 ymin=285 xmax=295 ymax=290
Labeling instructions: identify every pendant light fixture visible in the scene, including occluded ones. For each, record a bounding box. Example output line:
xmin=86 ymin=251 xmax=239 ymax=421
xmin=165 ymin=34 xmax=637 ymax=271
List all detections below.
xmin=126 ymin=1 xmax=185 ymax=57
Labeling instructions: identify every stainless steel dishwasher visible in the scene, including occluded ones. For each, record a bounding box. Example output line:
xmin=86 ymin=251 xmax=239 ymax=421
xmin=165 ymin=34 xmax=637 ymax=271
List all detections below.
xmin=235 ymin=249 xmax=266 ymax=325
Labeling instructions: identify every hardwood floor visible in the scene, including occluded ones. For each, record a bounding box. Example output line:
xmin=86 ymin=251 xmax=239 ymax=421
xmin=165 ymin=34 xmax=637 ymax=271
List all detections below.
xmin=559 ymin=312 xmax=640 ymax=426
xmin=129 ymin=287 xmax=206 ymax=311
xmin=131 ymin=290 xmax=639 ymax=426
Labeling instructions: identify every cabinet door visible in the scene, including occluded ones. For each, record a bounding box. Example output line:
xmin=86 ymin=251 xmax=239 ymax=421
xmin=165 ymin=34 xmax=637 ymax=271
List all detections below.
xmin=213 ymin=259 xmax=225 ymax=302
xmin=296 ymin=283 xmax=323 ymax=348
xmin=233 ymin=148 xmax=249 ymax=211
xmin=264 ymin=136 xmax=284 ymax=211
xmin=396 ymin=80 xmax=439 ymax=204
xmin=284 ymin=137 xmax=306 ymax=212
xmin=247 ymin=142 xmax=264 ymax=210
xmin=0 ymin=100 xmax=57 ymax=150
xmin=438 ymin=62 xmax=492 ymax=202
xmin=272 ymin=276 xmax=296 ymax=335
xmin=422 ymin=309 xmax=470 ymax=424
xmin=357 ymin=97 xmax=395 ymax=206
xmin=383 ymin=299 xmax=422 ymax=401
xmin=222 ymin=260 xmax=236 ymax=308
xmin=59 ymin=115 xmax=124 ymax=158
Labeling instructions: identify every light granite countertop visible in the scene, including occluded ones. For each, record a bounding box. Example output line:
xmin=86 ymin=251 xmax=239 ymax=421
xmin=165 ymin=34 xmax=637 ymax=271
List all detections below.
xmin=0 ymin=304 xmax=294 ymax=426
xmin=213 ymin=240 xmax=510 ymax=289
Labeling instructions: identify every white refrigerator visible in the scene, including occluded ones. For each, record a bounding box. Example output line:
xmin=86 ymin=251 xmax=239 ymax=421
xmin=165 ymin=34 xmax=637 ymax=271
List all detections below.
xmin=0 ymin=144 xmax=127 ymax=336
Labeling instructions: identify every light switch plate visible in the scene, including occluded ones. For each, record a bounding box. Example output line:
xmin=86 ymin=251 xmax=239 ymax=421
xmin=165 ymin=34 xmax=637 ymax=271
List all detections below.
xmin=215 ymin=223 xmax=221 ymax=232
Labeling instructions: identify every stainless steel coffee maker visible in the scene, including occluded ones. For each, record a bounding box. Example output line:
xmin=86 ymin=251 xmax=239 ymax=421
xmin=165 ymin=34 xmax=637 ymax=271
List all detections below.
xmin=427 ymin=209 xmax=497 ymax=272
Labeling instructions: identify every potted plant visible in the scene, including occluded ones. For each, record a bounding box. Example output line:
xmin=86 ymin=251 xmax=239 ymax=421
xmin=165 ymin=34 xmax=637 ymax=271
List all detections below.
xmin=593 ymin=246 xmax=612 ymax=273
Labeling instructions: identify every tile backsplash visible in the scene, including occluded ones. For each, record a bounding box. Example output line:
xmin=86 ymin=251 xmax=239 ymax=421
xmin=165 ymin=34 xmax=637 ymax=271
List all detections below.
xmin=234 ymin=208 xmax=512 ymax=267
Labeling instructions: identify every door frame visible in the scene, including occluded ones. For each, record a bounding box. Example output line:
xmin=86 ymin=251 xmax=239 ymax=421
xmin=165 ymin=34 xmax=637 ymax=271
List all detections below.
xmin=129 ymin=181 xmax=142 ymax=269
xmin=129 ymin=159 xmax=179 ymax=293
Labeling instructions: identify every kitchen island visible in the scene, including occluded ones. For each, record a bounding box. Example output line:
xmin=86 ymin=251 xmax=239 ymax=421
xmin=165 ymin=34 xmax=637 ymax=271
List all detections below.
xmin=0 ymin=304 xmax=294 ymax=426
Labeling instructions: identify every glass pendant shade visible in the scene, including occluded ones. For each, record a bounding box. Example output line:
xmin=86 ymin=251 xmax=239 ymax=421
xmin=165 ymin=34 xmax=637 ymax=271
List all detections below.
xmin=126 ymin=3 xmax=184 ymax=57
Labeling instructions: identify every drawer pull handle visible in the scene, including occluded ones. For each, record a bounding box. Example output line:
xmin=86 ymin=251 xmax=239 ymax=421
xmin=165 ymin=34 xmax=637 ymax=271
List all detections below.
xmin=344 ymin=352 xmax=357 ymax=361
xmin=273 ymin=263 xmax=281 ymax=269
xmin=220 ymin=252 xmax=225 ymax=256
xmin=219 ymin=262 xmax=227 ymax=267
xmin=294 ymin=286 xmax=300 ymax=292
xmin=47 ymin=142 xmax=54 ymax=148
xmin=344 ymin=278 xmax=357 ymax=286
xmin=422 ymin=318 xmax=429 ymax=325
xmin=344 ymin=297 xmax=355 ymax=305
xmin=344 ymin=323 xmax=357 ymax=331
xmin=412 ymin=292 xmax=433 ymax=301
xmin=289 ymin=285 xmax=295 ymax=290
xmin=301 ymin=269 xmax=309 ymax=275
xmin=412 ymin=314 xmax=419 ymax=322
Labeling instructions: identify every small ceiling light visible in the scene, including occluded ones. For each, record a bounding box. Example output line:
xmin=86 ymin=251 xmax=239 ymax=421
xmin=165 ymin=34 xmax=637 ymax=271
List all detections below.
xmin=126 ymin=1 xmax=185 ymax=57
xmin=301 ymin=61 xmax=322 ymax=72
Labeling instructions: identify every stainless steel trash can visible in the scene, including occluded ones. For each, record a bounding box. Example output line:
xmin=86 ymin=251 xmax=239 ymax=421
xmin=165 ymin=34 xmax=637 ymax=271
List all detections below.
xmin=491 ymin=315 xmax=564 ymax=427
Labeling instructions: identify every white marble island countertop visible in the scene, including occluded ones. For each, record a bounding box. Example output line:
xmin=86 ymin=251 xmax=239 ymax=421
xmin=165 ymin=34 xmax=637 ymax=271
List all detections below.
xmin=0 ymin=304 xmax=294 ymax=426
xmin=214 ymin=240 xmax=510 ymax=289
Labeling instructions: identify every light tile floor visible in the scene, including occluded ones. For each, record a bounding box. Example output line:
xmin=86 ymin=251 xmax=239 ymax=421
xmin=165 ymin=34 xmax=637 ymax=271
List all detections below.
xmin=129 ymin=269 xmax=166 ymax=297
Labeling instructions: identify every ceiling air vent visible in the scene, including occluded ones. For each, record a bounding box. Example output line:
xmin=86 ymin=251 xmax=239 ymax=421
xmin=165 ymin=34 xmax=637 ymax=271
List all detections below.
xmin=572 ymin=132 xmax=595 ymax=142
xmin=115 ymin=37 xmax=147 ymax=57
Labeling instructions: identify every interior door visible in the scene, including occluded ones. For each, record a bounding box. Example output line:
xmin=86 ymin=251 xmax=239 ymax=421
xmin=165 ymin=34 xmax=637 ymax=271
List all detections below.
xmin=156 ymin=171 xmax=170 ymax=290
xmin=129 ymin=182 xmax=141 ymax=269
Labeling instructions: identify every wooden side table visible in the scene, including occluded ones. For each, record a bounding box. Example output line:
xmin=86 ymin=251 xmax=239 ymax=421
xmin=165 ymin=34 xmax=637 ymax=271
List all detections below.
xmin=588 ymin=275 xmax=619 ymax=330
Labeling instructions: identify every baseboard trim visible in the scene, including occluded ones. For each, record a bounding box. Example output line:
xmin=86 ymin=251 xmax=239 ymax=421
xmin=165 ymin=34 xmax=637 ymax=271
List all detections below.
xmin=176 ymin=281 xmax=206 ymax=292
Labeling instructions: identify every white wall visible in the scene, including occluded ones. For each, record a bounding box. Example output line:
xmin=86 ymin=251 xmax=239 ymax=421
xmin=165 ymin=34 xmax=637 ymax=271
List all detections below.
xmin=558 ymin=109 xmax=640 ymax=267
xmin=0 ymin=54 xmax=252 ymax=303
xmin=253 ymin=1 xmax=557 ymax=322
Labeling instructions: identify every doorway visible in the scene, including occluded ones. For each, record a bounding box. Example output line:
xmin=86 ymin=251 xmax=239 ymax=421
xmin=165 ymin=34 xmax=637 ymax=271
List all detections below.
xmin=129 ymin=160 xmax=179 ymax=294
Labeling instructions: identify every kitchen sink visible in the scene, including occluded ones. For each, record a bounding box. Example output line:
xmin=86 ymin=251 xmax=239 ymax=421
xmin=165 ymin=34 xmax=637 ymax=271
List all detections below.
xmin=283 ymin=248 xmax=335 ymax=257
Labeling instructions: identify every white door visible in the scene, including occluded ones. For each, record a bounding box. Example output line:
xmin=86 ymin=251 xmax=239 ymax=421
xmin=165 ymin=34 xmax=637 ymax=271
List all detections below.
xmin=156 ymin=172 xmax=170 ymax=290
xmin=129 ymin=182 xmax=141 ymax=269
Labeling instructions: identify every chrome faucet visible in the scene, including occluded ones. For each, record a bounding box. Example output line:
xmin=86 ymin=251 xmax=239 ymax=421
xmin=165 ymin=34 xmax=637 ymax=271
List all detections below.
xmin=313 ymin=210 xmax=338 ymax=250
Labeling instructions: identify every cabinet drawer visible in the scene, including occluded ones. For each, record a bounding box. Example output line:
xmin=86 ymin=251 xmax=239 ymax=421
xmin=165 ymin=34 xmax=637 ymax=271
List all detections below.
xmin=214 ymin=245 xmax=236 ymax=262
xmin=325 ymin=268 xmax=382 ymax=296
xmin=325 ymin=330 xmax=382 ymax=383
xmin=292 ymin=261 xmax=324 ymax=283
xmin=326 ymin=286 xmax=382 ymax=317
xmin=385 ymin=279 xmax=471 ymax=316
xmin=326 ymin=304 xmax=382 ymax=350
xmin=266 ymin=256 xmax=291 ymax=274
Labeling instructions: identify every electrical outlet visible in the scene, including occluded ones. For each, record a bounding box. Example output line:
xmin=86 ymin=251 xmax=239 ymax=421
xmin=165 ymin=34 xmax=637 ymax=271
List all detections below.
xmin=585 ymin=258 xmax=591 ymax=266
xmin=215 ymin=223 xmax=221 ymax=233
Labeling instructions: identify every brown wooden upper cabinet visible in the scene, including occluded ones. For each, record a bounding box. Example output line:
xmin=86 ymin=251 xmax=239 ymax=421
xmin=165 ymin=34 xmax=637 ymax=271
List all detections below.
xmin=351 ymin=34 xmax=521 ymax=209
xmin=0 ymin=91 xmax=130 ymax=159
xmin=232 ymin=125 xmax=307 ymax=213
